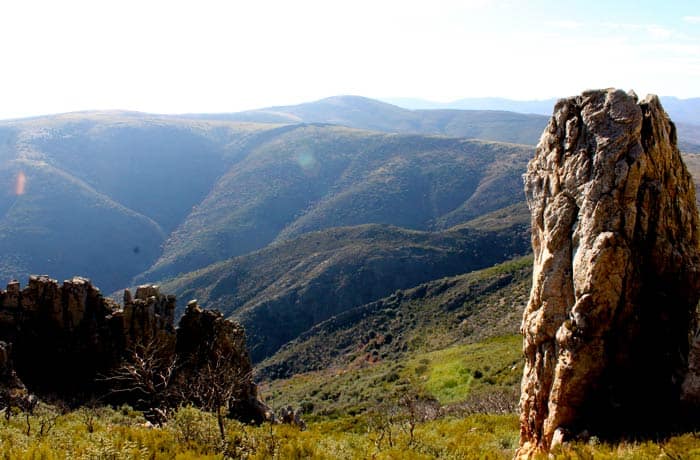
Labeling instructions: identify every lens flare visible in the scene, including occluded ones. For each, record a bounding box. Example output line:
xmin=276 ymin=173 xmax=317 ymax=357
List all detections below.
xmin=296 ymin=151 xmax=316 ymax=170
xmin=15 ymin=171 xmax=26 ymax=195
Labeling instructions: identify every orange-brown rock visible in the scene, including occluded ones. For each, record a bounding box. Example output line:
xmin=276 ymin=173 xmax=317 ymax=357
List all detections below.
xmin=517 ymin=89 xmax=700 ymax=457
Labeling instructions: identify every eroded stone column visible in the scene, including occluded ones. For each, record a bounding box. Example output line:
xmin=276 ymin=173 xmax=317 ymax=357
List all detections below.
xmin=517 ymin=89 xmax=700 ymax=457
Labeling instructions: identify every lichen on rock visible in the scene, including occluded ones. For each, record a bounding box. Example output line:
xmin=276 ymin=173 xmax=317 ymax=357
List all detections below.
xmin=517 ymin=89 xmax=700 ymax=457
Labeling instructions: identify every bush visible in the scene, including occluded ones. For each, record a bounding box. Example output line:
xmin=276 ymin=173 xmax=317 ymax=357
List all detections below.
xmin=169 ymin=405 xmax=221 ymax=452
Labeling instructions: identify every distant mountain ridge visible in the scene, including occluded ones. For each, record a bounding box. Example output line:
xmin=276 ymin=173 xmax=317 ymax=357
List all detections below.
xmin=382 ymin=95 xmax=700 ymax=125
xmin=183 ymin=94 xmax=699 ymax=152
xmin=180 ymin=95 xmax=550 ymax=145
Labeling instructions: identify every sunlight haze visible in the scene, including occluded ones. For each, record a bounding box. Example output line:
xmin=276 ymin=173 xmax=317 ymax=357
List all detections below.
xmin=0 ymin=0 xmax=698 ymax=119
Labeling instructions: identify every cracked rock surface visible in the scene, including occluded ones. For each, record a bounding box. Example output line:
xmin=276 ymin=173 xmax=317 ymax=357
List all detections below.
xmin=517 ymin=89 xmax=700 ymax=457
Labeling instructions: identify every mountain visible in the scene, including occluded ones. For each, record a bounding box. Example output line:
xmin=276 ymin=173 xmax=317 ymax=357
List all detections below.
xmin=0 ymin=106 xmax=536 ymax=294
xmin=160 ymin=221 xmax=530 ymax=362
xmin=137 ymin=127 xmax=533 ymax=283
xmin=182 ymin=95 xmax=550 ymax=145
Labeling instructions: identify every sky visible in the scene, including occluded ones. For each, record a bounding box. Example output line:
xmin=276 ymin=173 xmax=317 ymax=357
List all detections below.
xmin=0 ymin=0 xmax=698 ymax=119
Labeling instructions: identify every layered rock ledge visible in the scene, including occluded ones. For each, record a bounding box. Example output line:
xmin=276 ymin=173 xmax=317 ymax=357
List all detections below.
xmin=518 ymin=89 xmax=700 ymax=457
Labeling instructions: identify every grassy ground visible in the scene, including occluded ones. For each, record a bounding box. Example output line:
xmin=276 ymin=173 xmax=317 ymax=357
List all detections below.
xmin=261 ymin=334 xmax=522 ymax=422
xmin=407 ymin=335 xmax=522 ymax=404
xmin=1 ymin=404 xmax=699 ymax=459
xmin=1 ymin=331 xmax=700 ymax=458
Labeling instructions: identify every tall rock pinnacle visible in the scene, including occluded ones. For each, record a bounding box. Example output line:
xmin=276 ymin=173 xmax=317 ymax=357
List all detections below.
xmin=517 ymin=89 xmax=700 ymax=457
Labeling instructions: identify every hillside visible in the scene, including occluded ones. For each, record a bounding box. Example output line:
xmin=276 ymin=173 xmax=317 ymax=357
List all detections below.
xmin=160 ymin=222 xmax=530 ymax=362
xmin=258 ymin=256 xmax=532 ymax=381
xmin=0 ymin=105 xmax=538 ymax=293
xmin=0 ymin=113 xmax=285 ymax=292
xmin=138 ymin=127 xmax=533 ymax=283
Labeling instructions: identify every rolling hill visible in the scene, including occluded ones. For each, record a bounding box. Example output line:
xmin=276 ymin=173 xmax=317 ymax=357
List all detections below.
xmin=0 ymin=100 xmax=546 ymax=292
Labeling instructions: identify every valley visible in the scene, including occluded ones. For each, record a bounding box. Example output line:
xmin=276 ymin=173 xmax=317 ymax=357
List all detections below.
xmin=1 ymin=94 xmax=700 ymax=458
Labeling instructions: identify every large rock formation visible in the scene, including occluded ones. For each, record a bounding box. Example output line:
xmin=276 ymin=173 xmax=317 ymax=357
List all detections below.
xmin=518 ymin=89 xmax=700 ymax=457
xmin=0 ymin=275 xmax=265 ymax=422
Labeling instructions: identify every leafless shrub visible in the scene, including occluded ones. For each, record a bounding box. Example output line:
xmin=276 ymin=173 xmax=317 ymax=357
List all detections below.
xmin=176 ymin=346 xmax=252 ymax=439
xmin=99 ymin=337 xmax=177 ymax=423
xmin=443 ymin=387 xmax=519 ymax=416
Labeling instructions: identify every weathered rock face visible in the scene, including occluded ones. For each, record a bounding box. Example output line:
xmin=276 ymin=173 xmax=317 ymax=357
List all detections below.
xmin=518 ymin=89 xmax=700 ymax=457
xmin=0 ymin=276 xmax=131 ymax=395
xmin=0 ymin=275 xmax=264 ymax=421
xmin=176 ymin=300 xmax=266 ymax=423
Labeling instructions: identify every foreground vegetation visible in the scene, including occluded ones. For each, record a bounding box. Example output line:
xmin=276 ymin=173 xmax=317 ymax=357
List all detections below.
xmin=2 ymin=328 xmax=699 ymax=458
xmin=1 ymin=403 xmax=699 ymax=459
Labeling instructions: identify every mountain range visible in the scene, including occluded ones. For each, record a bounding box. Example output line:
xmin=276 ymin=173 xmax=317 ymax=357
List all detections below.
xmin=1 ymin=94 xmax=698 ymax=371
xmin=0 ymin=98 xmax=543 ymax=293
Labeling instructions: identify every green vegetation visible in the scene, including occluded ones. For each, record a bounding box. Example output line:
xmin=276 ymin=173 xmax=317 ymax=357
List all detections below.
xmin=0 ymin=402 xmax=522 ymax=459
xmin=258 ymin=255 xmax=532 ymax=378
xmin=258 ymin=255 xmax=532 ymax=418
xmin=2 ymin=404 xmax=697 ymax=459
xmin=1 ymin=335 xmax=698 ymax=459
xmin=161 ymin=226 xmax=530 ymax=362
xmin=3 ymin=405 xmax=698 ymax=459
xmin=409 ymin=335 xmax=522 ymax=404
xmin=262 ymin=333 xmax=524 ymax=423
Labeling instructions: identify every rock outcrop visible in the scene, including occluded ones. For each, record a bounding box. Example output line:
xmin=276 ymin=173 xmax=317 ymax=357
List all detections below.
xmin=0 ymin=341 xmax=32 ymax=411
xmin=175 ymin=300 xmax=268 ymax=422
xmin=518 ymin=89 xmax=700 ymax=457
xmin=0 ymin=275 xmax=265 ymax=422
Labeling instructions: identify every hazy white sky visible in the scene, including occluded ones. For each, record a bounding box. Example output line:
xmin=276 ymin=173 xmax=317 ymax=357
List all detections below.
xmin=0 ymin=0 xmax=698 ymax=119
